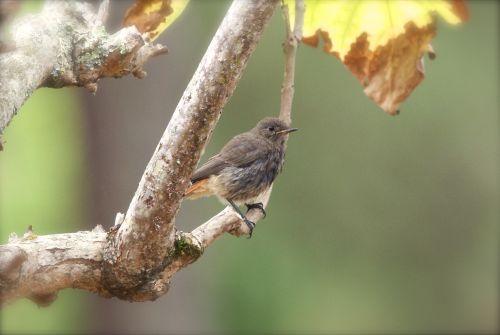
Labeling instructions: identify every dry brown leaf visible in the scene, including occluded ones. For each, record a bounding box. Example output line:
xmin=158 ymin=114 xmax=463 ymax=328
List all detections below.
xmin=123 ymin=0 xmax=188 ymax=41
xmin=344 ymin=22 xmax=436 ymax=115
xmin=287 ymin=0 xmax=468 ymax=115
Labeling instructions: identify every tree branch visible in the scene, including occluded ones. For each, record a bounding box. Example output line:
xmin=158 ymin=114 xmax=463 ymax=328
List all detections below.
xmin=0 ymin=228 xmax=109 ymax=306
xmin=1 ymin=0 xmax=281 ymax=305
xmin=280 ymin=0 xmax=304 ymax=124
xmin=0 ymin=0 xmax=167 ymax=135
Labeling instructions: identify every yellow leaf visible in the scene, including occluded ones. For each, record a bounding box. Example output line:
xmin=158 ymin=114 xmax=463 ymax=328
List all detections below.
xmin=123 ymin=0 xmax=189 ymax=41
xmin=286 ymin=0 xmax=468 ymax=115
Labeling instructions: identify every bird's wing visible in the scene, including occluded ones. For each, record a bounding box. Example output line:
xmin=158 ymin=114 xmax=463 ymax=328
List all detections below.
xmin=190 ymin=155 xmax=226 ymax=183
xmin=190 ymin=133 xmax=269 ymax=183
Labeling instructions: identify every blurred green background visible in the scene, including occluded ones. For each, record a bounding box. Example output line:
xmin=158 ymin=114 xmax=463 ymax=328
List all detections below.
xmin=1 ymin=0 xmax=498 ymax=334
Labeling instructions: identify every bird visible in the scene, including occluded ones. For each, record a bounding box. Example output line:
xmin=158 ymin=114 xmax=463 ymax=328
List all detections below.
xmin=185 ymin=117 xmax=298 ymax=237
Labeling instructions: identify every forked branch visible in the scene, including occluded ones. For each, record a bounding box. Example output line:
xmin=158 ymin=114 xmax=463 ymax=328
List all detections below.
xmin=0 ymin=0 xmax=166 ymax=134
xmin=0 ymin=0 xmax=304 ymax=306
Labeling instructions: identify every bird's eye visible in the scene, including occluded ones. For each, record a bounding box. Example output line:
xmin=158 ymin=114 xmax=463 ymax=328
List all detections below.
xmin=268 ymin=127 xmax=275 ymax=132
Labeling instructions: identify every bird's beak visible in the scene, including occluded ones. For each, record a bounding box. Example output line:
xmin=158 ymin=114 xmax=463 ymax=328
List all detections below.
xmin=277 ymin=127 xmax=299 ymax=135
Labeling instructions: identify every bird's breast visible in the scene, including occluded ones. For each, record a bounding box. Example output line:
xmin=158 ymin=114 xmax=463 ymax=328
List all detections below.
xmin=209 ymin=147 xmax=285 ymax=202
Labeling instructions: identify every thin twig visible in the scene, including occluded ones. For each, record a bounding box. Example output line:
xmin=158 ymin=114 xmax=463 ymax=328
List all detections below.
xmin=293 ymin=0 xmax=305 ymax=41
xmin=279 ymin=0 xmax=304 ymax=124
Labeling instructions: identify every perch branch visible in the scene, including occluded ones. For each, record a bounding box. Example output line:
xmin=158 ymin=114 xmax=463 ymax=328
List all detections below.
xmin=0 ymin=0 xmax=167 ymax=135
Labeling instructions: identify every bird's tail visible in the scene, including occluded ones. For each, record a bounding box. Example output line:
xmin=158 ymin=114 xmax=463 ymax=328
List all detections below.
xmin=184 ymin=179 xmax=212 ymax=199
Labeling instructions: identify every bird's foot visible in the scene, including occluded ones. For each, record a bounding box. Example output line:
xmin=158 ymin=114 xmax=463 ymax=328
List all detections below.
xmin=243 ymin=218 xmax=256 ymax=239
xmin=226 ymin=198 xmax=257 ymax=239
xmin=246 ymin=202 xmax=266 ymax=218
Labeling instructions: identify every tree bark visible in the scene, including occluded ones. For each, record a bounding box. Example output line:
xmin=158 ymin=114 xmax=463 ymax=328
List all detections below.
xmin=0 ymin=0 xmax=166 ymax=134
xmin=0 ymin=228 xmax=108 ymax=306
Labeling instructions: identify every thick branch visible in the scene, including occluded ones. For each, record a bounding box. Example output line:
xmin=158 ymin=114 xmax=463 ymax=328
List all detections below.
xmin=0 ymin=227 xmax=199 ymax=306
xmin=0 ymin=0 xmax=166 ymax=134
xmin=0 ymin=228 xmax=109 ymax=306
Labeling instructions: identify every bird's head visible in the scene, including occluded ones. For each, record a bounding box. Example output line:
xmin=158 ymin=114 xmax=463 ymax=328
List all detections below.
xmin=252 ymin=117 xmax=298 ymax=142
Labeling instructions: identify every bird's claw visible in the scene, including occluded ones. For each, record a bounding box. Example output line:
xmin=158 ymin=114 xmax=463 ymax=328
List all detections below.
xmin=244 ymin=218 xmax=255 ymax=239
xmin=246 ymin=202 xmax=266 ymax=218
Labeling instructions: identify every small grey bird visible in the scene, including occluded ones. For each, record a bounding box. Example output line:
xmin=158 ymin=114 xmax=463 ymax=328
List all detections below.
xmin=185 ymin=117 xmax=298 ymax=237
